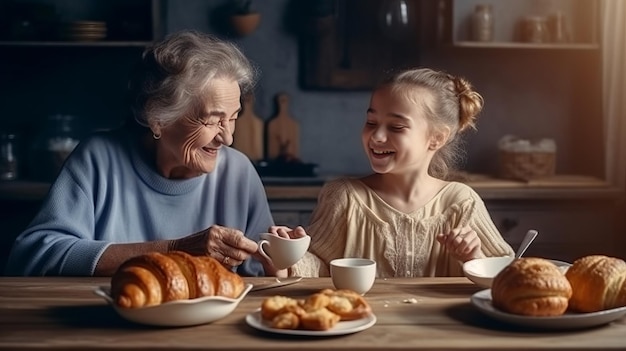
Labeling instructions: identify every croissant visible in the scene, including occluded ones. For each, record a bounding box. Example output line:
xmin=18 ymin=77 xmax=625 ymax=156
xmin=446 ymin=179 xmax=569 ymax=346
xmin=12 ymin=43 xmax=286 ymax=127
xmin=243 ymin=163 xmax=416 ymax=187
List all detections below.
xmin=110 ymin=251 xmax=245 ymax=308
xmin=491 ymin=257 xmax=572 ymax=316
xmin=565 ymin=255 xmax=626 ymax=313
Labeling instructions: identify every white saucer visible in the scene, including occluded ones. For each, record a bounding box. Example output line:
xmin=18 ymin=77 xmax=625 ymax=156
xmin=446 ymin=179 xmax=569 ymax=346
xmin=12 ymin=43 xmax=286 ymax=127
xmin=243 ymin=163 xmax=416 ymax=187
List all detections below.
xmin=245 ymin=309 xmax=377 ymax=336
xmin=471 ymin=289 xmax=626 ymax=330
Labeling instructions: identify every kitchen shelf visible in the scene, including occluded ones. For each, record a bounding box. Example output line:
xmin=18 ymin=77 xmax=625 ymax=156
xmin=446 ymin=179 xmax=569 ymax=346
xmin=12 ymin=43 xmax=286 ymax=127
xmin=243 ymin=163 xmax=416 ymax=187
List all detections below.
xmin=450 ymin=41 xmax=599 ymax=50
xmin=442 ymin=0 xmax=600 ymax=49
xmin=1 ymin=176 xmax=621 ymax=202
xmin=0 ymin=0 xmax=163 ymax=45
xmin=0 ymin=41 xmax=154 ymax=47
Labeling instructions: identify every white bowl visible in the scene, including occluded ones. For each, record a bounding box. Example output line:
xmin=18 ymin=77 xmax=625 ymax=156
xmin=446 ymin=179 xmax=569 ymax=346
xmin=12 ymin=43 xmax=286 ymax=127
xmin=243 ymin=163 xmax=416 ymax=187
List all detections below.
xmin=463 ymin=257 xmax=571 ymax=288
xmin=94 ymin=283 xmax=253 ymax=327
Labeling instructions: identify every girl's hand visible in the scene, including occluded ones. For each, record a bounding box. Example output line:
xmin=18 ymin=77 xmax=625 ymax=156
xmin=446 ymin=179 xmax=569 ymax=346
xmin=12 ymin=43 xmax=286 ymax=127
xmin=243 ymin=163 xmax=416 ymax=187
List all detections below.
xmin=436 ymin=225 xmax=485 ymax=263
xmin=268 ymin=225 xmax=308 ymax=239
xmin=252 ymin=250 xmax=289 ymax=278
xmin=258 ymin=225 xmax=309 ymax=277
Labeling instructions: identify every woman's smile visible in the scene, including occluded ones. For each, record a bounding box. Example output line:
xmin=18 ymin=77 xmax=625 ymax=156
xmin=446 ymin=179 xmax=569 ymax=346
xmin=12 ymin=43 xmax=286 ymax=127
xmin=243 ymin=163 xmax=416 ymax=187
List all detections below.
xmin=201 ymin=146 xmax=219 ymax=156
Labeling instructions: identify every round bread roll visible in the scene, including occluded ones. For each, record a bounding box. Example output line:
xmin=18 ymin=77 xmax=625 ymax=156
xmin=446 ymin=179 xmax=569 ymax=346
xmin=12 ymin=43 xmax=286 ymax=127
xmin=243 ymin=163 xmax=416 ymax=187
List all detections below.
xmin=491 ymin=257 xmax=572 ymax=316
xmin=565 ymin=255 xmax=626 ymax=313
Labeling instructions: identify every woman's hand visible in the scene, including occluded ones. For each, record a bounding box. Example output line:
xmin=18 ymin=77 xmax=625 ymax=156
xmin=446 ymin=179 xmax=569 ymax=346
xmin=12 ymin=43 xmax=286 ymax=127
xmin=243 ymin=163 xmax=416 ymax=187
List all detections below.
xmin=436 ymin=225 xmax=485 ymax=263
xmin=169 ymin=224 xmax=258 ymax=268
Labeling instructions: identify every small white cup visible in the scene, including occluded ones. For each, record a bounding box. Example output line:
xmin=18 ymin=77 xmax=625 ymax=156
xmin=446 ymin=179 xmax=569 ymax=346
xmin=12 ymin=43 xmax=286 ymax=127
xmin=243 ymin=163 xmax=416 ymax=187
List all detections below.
xmin=330 ymin=258 xmax=377 ymax=295
xmin=257 ymin=233 xmax=311 ymax=270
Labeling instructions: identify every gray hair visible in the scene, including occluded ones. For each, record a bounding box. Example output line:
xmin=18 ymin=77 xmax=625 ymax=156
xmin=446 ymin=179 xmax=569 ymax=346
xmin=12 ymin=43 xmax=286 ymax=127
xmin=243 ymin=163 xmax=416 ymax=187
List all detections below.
xmin=128 ymin=30 xmax=258 ymax=128
xmin=381 ymin=68 xmax=484 ymax=179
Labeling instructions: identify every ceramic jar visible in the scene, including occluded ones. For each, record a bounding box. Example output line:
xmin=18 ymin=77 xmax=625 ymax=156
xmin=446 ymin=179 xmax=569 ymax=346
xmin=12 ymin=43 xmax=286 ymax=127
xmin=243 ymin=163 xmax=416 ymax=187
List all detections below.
xmin=0 ymin=132 xmax=19 ymax=180
xmin=30 ymin=114 xmax=80 ymax=181
xmin=521 ymin=16 xmax=550 ymax=43
xmin=471 ymin=4 xmax=494 ymax=42
xmin=548 ymin=11 xmax=569 ymax=43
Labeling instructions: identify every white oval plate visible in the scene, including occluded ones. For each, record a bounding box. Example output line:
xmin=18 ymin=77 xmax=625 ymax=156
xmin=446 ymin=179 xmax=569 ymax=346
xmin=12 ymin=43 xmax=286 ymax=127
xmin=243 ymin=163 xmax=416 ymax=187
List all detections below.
xmin=94 ymin=284 xmax=253 ymax=327
xmin=246 ymin=308 xmax=377 ymax=336
xmin=471 ymin=289 xmax=626 ymax=330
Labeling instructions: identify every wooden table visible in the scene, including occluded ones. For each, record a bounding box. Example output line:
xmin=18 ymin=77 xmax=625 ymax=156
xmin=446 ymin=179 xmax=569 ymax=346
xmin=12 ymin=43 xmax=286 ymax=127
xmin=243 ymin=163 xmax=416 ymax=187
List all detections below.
xmin=1 ymin=277 xmax=625 ymax=350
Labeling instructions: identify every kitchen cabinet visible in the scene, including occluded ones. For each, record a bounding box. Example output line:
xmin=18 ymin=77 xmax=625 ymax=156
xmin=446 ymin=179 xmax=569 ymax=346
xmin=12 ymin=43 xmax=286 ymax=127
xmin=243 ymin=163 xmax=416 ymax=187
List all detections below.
xmin=0 ymin=183 xmax=319 ymax=274
xmin=266 ymin=185 xmax=320 ymax=228
xmin=0 ymin=0 xmax=164 ymax=181
xmin=441 ymin=0 xmax=599 ymax=49
xmin=270 ymin=202 xmax=315 ymax=229
xmin=270 ymin=197 xmax=623 ymax=263
xmin=435 ymin=0 xmax=605 ymax=182
xmin=0 ymin=180 xmax=622 ymax=274
xmin=299 ymin=0 xmax=423 ymax=90
xmin=488 ymin=199 xmax=621 ymax=263
xmin=265 ymin=180 xmax=624 ymax=263
xmin=0 ymin=196 xmax=41 ymax=275
xmin=435 ymin=0 xmax=611 ymax=260
xmin=0 ymin=0 xmax=163 ymax=47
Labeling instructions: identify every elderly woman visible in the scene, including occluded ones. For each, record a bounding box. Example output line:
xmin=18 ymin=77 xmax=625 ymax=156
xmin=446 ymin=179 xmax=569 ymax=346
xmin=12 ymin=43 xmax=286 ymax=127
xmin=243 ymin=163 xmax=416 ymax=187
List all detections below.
xmin=5 ymin=30 xmax=280 ymax=277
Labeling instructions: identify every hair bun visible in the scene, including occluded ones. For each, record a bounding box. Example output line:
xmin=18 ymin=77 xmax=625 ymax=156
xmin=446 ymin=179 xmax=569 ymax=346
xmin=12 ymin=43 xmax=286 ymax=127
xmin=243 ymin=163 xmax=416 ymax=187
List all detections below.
xmin=453 ymin=77 xmax=483 ymax=132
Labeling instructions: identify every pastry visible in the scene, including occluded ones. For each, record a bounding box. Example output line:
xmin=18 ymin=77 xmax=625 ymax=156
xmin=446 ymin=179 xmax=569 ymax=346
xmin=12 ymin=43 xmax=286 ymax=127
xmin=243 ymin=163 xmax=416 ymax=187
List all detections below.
xmin=320 ymin=288 xmax=372 ymax=321
xmin=260 ymin=288 xmax=371 ymax=331
xmin=110 ymin=251 xmax=244 ymax=308
xmin=299 ymin=307 xmax=341 ymax=331
xmin=261 ymin=295 xmax=302 ymax=320
xmin=491 ymin=257 xmax=572 ymax=316
xmin=271 ymin=310 xmax=301 ymax=330
xmin=565 ymin=255 xmax=626 ymax=312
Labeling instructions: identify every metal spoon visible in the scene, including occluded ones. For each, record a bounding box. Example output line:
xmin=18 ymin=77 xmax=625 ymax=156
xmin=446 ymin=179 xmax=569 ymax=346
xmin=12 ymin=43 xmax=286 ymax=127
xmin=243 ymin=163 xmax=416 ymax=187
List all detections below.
xmin=515 ymin=229 xmax=538 ymax=259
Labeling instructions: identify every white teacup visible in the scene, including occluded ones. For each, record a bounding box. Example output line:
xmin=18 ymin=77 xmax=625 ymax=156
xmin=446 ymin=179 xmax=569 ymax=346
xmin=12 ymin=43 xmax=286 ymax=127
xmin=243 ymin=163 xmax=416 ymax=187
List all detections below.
xmin=330 ymin=258 xmax=377 ymax=295
xmin=257 ymin=233 xmax=311 ymax=270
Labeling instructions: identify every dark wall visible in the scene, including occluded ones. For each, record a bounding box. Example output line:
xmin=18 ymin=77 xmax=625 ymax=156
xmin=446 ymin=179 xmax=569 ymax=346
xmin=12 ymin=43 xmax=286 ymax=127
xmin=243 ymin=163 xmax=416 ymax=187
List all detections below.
xmin=170 ymin=0 xmax=604 ymax=178
xmin=0 ymin=0 xmax=603 ymax=179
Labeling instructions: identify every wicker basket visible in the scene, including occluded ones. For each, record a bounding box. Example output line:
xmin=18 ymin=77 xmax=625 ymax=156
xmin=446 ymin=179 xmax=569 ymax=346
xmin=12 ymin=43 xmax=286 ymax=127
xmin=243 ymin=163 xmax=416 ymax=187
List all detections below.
xmin=498 ymin=150 xmax=556 ymax=181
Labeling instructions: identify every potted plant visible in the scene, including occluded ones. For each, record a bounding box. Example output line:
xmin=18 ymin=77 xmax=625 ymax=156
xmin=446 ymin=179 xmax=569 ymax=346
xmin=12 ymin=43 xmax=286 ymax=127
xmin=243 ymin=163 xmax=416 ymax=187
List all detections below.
xmin=230 ymin=0 xmax=260 ymax=36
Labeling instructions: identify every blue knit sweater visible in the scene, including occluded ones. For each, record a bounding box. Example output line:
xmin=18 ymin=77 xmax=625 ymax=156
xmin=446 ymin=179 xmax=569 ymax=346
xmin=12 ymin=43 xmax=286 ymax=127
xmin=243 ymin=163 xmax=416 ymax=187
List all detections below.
xmin=5 ymin=126 xmax=273 ymax=276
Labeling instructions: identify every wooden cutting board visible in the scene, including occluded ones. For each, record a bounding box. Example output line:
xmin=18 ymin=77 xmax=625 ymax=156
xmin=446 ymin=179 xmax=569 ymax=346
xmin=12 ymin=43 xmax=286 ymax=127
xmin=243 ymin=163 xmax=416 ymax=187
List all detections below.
xmin=267 ymin=93 xmax=300 ymax=160
xmin=232 ymin=94 xmax=264 ymax=162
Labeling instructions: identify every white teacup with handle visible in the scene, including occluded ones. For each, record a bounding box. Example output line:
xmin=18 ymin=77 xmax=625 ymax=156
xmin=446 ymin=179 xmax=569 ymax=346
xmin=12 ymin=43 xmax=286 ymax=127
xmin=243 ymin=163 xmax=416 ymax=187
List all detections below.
xmin=330 ymin=258 xmax=377 ymax=295
xmin=257 ymin=233 xmax=311 ymax=270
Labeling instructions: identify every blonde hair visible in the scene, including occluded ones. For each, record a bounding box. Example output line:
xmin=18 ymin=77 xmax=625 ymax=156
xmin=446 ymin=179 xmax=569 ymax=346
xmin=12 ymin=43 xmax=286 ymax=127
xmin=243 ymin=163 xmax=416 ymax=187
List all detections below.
xmin=381 ymin=68 xmax=484 ymax=179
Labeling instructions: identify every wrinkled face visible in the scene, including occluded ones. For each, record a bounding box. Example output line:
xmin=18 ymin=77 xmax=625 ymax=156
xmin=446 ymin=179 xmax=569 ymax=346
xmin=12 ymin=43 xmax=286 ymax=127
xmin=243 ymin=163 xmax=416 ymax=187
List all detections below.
xmin=154 ymin=78 xmax=241 ymax=179
xmin=361 ymin=85 xmax=436 ymax=175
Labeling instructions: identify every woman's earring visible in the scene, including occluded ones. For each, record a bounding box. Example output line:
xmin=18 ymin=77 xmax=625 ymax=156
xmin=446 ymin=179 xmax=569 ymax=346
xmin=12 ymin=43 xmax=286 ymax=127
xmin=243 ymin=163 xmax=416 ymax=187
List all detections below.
xmin=153 ymin=132 xmax=161 ymax=140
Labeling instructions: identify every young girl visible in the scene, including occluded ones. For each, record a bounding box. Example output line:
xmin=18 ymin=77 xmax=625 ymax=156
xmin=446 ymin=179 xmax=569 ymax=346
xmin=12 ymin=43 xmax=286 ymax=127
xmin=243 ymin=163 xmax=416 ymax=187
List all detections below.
xmin=272 ymin=68 xmax=514 ymax=278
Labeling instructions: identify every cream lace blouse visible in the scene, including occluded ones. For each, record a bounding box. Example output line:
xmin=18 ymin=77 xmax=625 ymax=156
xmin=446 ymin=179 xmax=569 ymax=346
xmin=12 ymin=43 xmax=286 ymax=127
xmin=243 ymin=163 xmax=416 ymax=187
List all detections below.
xmin=291 ymin=178 xmax=514 ymax=278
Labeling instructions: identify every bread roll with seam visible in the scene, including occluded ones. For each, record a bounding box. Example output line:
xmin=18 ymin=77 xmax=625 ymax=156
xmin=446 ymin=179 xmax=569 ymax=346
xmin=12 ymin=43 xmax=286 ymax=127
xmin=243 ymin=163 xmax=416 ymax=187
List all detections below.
xmin=491 ymin=257 xmax=572 ymax=316
xmin=565 ymin=255 xmax=626 ymax=313
xmin=110 ymin=251 xmax=244 ymax=308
